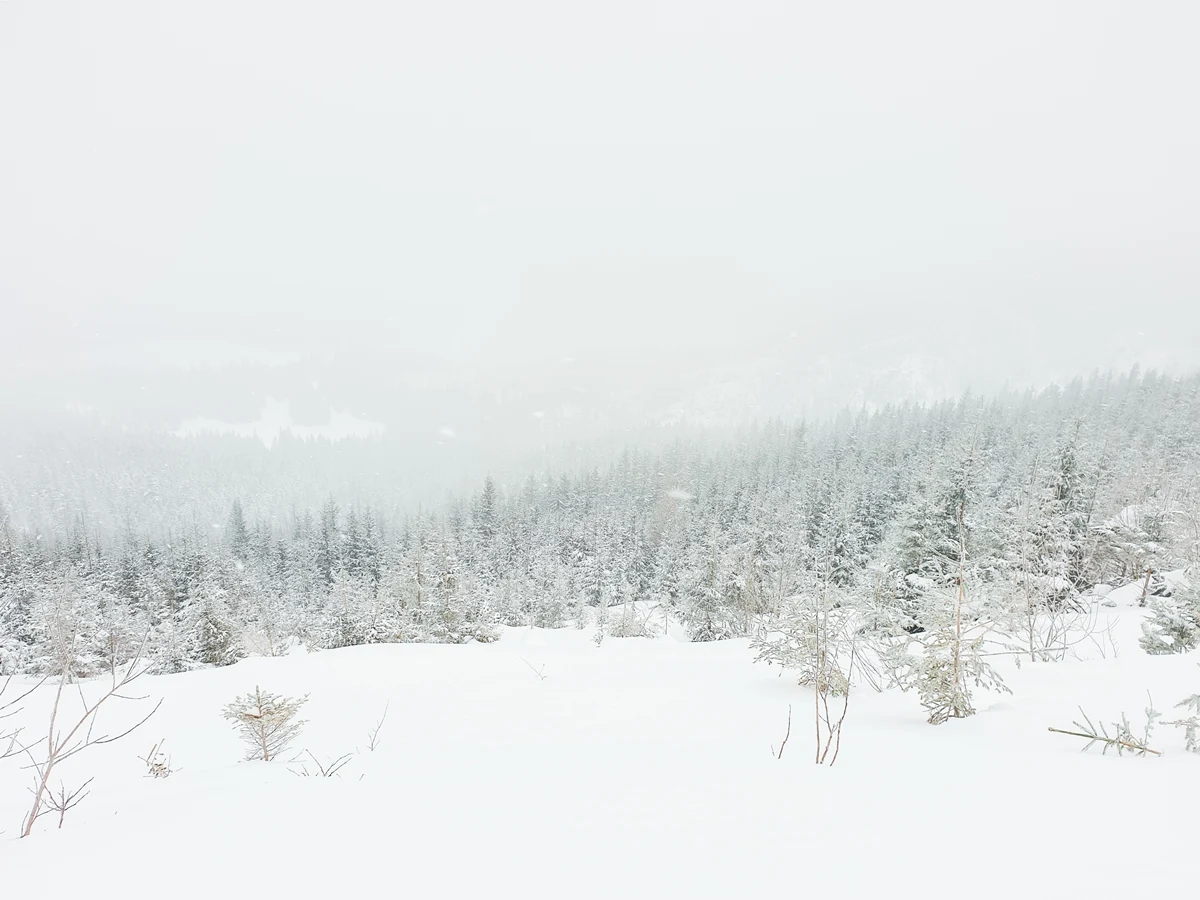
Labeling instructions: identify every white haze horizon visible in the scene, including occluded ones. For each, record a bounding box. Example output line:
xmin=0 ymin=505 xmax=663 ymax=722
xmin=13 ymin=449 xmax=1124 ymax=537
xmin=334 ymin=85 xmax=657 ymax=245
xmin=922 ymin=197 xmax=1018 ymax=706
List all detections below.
xmin=2 ymin=0 xmax=1199 ymax=460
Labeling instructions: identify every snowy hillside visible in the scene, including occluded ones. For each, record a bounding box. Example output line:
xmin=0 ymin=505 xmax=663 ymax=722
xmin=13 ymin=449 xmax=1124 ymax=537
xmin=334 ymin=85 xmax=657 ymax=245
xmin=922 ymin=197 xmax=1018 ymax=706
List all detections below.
xmin=1 ymin=590 xmax=1196 ymax=899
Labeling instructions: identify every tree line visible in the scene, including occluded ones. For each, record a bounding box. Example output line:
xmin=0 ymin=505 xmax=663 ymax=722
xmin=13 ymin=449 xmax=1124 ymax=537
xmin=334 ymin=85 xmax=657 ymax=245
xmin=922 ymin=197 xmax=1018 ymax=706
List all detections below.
xmin=1 ymin=367 xmax=1198 ymax=679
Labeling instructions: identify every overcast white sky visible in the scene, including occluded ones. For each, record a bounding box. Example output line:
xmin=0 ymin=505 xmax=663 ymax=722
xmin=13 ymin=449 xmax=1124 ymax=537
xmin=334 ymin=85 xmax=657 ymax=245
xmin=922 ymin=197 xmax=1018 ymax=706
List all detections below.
xmin=2 ymin=0 xmax=1198 ymax=408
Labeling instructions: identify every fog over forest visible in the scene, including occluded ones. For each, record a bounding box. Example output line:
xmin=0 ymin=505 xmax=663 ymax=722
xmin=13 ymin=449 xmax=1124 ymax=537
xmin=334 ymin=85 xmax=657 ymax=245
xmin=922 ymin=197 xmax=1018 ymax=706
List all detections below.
xmin=4 ymin=1 xmax=1198 ymax=488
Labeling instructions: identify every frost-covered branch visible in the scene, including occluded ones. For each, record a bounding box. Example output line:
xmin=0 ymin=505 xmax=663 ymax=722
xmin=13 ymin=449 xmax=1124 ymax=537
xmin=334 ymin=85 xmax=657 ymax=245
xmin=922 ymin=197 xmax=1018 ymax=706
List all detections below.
xmin=1049 ymin=702 xmax=1162 ymax=757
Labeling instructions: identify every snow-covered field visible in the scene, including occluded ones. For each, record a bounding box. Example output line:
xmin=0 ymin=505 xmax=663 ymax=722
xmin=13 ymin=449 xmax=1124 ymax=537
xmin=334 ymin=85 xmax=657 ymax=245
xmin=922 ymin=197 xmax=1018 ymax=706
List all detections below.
xmin=1 ymin=587 xmax=1197 ymax=898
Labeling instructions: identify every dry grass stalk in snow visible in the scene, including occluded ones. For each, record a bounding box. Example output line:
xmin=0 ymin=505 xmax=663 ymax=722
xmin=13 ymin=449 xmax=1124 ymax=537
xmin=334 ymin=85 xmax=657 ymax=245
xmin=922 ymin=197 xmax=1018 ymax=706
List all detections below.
xmin=223 ymin=686 xmax=308 ymax=762
xmin=139 ymin=739 xmax=175 ymax=778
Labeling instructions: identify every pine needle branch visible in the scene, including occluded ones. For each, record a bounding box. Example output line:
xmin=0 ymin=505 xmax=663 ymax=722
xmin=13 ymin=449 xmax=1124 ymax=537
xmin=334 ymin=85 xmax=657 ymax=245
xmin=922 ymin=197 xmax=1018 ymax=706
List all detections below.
xmin=1049 ymin=704 xmax=1162 ymax=757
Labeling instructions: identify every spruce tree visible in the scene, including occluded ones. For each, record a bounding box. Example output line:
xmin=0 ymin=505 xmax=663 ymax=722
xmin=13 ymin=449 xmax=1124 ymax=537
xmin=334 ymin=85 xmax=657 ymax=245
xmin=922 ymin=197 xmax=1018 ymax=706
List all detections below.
xmin=1140 ymin=579 xmax=1200 ymax=655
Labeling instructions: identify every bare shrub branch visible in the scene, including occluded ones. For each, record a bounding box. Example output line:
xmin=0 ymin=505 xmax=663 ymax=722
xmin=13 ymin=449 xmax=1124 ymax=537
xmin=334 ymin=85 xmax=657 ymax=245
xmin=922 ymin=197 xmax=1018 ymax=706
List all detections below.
xmin=817 ymin=648 xmax=854 ymax=766
xmin=290 ymin=749 xmax=353 ymax=778
xmin=15 ymin=642 xmax=160 ymax=837
xmin=366 ymin=703 xmax=389 ymax=752
xmin=36 ymin=778 xmax=94 ymax=829
xmin=0 ymin=674 xmax=50 ymax=760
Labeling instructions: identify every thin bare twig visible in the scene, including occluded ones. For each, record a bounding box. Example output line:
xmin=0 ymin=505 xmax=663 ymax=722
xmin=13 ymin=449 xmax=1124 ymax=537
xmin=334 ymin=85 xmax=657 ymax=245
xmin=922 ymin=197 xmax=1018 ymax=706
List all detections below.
xmin=291 ymin=750 xmax=354 ymax=778
xmin=367 ymin=702 xmax=389 ymax=752
xmin=817 ymin=647 xmax=855 ymax=766
xmin=520 ymin=657 xmax=548 ymax=681
xmin=36 ymin=778 xmax=94 ymax=829
xmin=771 ymin=705 xmax=792 ymax=759
xmin=0 ymin=674 xmax=49 ymax=719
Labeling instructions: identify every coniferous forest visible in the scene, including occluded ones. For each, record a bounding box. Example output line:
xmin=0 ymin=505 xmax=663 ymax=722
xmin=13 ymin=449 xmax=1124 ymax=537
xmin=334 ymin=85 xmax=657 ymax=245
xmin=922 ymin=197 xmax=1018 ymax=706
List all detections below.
xmin=6 ymin=2 xmax=1200 ymax=889
xmin=2 ymin=368 xmax=1198 ymax=680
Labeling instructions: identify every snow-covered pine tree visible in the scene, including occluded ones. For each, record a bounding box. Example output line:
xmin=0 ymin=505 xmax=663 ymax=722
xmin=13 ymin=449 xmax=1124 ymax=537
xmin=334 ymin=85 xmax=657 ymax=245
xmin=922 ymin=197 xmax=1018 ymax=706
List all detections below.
xmin=226 ymin=499 xmax=250 ymax=562
xmin=0 ymin=547 xmax=39 ymax=675
xmin=678 ymin=534 xmax=740 ymax=642
xmin=188 ymin=567 xmax=243 ymax=667
xmin=420 ymin=537 xmax=470 ymax=643
xmin=1139 ymin=576 xmax=1199 ymax=655
xmin=321 ymin=567 xmax=383 ymax=649
xmin=315 ymin=496 xmax=340 ymax=587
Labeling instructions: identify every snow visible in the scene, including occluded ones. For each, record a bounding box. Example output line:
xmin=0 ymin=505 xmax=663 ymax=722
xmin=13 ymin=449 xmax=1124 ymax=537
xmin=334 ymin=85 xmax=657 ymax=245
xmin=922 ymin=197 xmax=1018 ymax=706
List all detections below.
xmin=1105 ymin=580 xmax=1150 ymax=607
xmin=174 ymin=398 xmax=385 ymax=447
xmin=1 ymin=605 xmax=1197 ymax=898
xmin=1104 ymin=570 xmax=1191 ymax=608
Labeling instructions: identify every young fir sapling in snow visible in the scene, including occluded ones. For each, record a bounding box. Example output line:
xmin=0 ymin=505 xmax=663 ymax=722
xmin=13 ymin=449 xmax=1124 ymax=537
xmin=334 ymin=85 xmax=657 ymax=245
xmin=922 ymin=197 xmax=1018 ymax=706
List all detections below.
xmin=881 ymin=450 xmax=1012 ymax=724
xmin=892 ymin=574 xmax=1013 ymax=724
xmin=223 ymin=686 xmax=308 ymax=762
xmin=752 ymin=501 xmax=876 ymax=762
